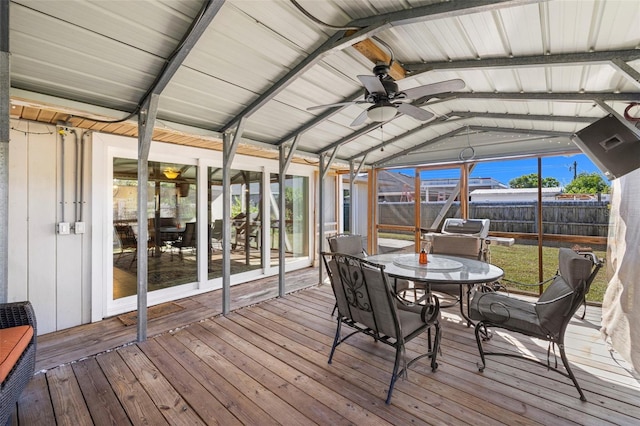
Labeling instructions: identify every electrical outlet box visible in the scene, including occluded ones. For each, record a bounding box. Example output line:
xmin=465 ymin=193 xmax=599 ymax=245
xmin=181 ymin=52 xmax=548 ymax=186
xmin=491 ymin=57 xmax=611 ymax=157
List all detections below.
xmin=75 ymin=222 xmax=86 ymax=234
xmin=58 ymin=222 xmax=70 ymax=235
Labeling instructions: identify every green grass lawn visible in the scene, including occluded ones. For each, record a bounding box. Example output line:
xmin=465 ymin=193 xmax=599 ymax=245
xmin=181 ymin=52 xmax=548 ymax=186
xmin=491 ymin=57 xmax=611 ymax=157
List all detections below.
xmin=484 ymin=245 xmax=606 ymax=303
xmin=378 ymin=232 xmax=607 ymax=303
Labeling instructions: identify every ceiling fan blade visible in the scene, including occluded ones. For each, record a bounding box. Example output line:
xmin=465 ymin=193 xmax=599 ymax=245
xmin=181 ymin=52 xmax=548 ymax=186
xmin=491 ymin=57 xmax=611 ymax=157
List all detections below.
xmin=397 ymin=103 xmax=434 ymax=121
xmin=307 ymin=101 xmax=356 ymax=111
xmin=402 ymin=78 xmax=465 ymax=100
xmin=350 ymin=110 xmax=369 ymax=127
xmin=357 ymin=75 xmax=386 ymax=94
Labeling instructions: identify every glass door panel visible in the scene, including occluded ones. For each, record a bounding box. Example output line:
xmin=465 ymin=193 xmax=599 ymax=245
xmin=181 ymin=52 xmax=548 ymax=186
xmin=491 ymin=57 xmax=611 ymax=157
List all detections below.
xmin=112 ymin=158 xmax=197 ymax=299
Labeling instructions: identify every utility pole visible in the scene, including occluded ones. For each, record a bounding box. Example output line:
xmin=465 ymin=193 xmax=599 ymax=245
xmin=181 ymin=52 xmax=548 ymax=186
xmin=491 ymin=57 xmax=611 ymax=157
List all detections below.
xmin=569 ymin=161 xmax=577 ymax=180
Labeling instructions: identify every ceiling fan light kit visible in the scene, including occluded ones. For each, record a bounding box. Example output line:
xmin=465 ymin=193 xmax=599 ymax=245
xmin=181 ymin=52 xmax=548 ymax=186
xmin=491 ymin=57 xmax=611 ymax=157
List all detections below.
xmin=367 ymin=104 xmax=397 ymax=122
xmin=163 ymin=168 xmax=180 ymax=180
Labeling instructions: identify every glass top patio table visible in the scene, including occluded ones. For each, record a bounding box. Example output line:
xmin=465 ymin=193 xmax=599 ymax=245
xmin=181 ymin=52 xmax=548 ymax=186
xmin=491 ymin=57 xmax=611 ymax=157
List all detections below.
xmin=366 ymin=253 xmax=504 ymax=285
xmin=367 ymin=253 xmax=504 ymax=327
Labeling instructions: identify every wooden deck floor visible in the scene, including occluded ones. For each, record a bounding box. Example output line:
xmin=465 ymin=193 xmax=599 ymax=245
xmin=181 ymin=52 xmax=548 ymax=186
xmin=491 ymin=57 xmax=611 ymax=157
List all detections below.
xmin=14 ymin=268 xmax=640 ymax=425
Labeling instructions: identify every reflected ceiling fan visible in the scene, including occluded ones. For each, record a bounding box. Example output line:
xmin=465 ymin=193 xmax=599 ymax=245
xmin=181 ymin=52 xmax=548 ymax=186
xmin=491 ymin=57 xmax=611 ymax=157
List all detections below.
xmin=308 ymin=63 xmax=465 ymax=126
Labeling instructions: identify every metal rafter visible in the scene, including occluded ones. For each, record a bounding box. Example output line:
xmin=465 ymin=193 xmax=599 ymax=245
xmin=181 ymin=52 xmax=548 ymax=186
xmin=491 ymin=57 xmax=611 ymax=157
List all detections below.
xmin=404 ymin=49 xmax=640 ymax=73
xmin=610 ymin=58 xmax=640 ymax=88
xmin=451 ymin=92 xmax=638 ymax=101
xmin=449 ymin=111 xmax=597 ymax=122
xmin=347 ymin=116 xmax=464 ymax=161
xmin=145 ymin=0 xmax=225 ymax=101
xmin=221 ymin=0 xmax=525 ymax=133
xmin=466 ymin=125 xmax=572 ymax=137
xmin=349 ymin=0 xmax=532 ymax=27
xmin=374 ymin=128 xmax=468 ymax=166
xmin=275 ymin=89 xmax=362 ymax=147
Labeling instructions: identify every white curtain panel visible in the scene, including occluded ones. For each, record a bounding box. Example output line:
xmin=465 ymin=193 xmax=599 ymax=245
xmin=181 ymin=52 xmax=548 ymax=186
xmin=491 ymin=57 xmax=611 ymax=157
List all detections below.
xmin=601 ymin=168 xmax=640 ymax=373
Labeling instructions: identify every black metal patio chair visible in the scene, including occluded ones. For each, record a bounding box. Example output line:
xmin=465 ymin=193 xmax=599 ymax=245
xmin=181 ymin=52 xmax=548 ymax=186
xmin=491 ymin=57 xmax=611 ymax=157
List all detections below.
xmin=469 ymin=247 xmax=594 ymax=401
xmin=322 ymin=252 xmax=441 ymax=404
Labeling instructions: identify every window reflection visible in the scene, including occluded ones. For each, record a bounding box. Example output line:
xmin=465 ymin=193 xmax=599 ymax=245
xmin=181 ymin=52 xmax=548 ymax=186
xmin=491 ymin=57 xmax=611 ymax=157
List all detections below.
xmin=270 ymin=174 xmax=309 ymax=263
xmin=208 ymin=169 xmax=263 ymax=278
xmin=112 ymin=158 xmax=197 ymax=299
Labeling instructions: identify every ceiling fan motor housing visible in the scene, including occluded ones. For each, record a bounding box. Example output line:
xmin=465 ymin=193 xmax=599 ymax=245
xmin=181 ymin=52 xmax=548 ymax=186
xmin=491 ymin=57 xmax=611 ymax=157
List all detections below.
xmin=364 ymin=79 xmax=399 ymax=102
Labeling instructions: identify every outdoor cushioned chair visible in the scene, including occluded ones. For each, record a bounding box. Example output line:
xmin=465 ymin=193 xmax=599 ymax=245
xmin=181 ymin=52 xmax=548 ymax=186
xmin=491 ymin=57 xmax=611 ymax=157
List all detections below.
xmin=0 ymin=301 xmax=37 ymax=425
xmin=327 ymin=233 xmax=368 ymax=256
xmin=420 ymin=233 xmax=488 ymax=313
xmin=469 ymin=248 xmax=593 ymax=401
xmin=322 ymin=252 xmax=441 ymax=404
xmin=327 ymin=234 xmax=412 ymax=300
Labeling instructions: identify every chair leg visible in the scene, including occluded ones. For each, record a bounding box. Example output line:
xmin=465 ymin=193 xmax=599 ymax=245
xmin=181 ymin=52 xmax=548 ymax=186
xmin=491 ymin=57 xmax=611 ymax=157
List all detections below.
xmin=430 ymin=323 xmax=441 ymax=372
xmin=559 ymin=342 xmax=587 ymax=402
xmin=474 ymin=321 xmax=487 ymax=372
xmin=386 ymin=345 xmax=404 ymax=404
xmin=328 ymin=319 xmax=342 ymax=364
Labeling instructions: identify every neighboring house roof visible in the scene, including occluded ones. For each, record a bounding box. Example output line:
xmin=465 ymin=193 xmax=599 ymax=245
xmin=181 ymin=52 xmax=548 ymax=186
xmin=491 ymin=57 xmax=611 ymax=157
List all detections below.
xmin=471 ymin=187 xmax=563 ymax=196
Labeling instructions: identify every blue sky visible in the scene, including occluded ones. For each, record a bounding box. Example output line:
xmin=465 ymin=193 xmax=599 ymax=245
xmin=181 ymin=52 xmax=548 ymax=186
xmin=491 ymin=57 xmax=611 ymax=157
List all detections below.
xmin=405 ymin=153 xmax=608 ymax=188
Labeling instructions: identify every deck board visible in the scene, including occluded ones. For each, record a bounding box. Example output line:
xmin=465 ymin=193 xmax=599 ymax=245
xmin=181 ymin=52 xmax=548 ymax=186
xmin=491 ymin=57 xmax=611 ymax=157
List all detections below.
xmin=16 ymin=268 xmax=640 ymax=425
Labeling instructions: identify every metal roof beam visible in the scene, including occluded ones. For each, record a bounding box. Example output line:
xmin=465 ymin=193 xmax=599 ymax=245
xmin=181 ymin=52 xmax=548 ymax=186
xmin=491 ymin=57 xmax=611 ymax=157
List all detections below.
xmin=450 ymin=111 xmax=597 ymax=122
xmin=451 ymin=92 xmax=638 ymax=102
xmin=467 ymin=125 xmax=572 ymax=137
xmin=317 ymin=122 xmax=381 ymax=155
xmin=348 ymin=116 xmax=465 ymax=161
xmin=275 ymin=89 xmax=362 ymax=147
xmin=350 ymin=0 xmax=534 ymax=27
xmin=405 ymin=49 xmax=640 ymax=73
xmin=221 ymin=29 xmax=356 ymax=133
xmin=610 ymin=58 xmax=640 ymax=89
xmin=374 ymin=128 xmax=468 ymax=166
xmin=222 ymin=0 xmax=529 ymax=133
xmin=143 ymin=0 xmax=225 ymax=102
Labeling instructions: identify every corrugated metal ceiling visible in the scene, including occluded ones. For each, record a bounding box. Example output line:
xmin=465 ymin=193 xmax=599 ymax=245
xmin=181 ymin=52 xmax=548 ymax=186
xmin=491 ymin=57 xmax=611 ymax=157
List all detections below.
xmin=7 ymin=0 xmax=640 ymax=170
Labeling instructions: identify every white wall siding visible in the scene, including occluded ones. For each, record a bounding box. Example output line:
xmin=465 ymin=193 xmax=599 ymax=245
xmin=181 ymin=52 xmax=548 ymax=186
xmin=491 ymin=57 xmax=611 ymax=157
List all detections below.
xmin=9 ymin=121 xmax=92 ymax=335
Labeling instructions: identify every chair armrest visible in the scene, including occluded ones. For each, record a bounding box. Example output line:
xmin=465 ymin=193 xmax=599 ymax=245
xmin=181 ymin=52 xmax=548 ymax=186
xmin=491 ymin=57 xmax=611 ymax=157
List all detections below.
xmin=501 ymin=275 xmax=557 ymax=289
xmin=395 ymin=293 xmax=440 ymax=324
xmin=0 ymin=302 xmax=36 ymax=332
xmin=534 ymin=290 xmax=574 ymax=306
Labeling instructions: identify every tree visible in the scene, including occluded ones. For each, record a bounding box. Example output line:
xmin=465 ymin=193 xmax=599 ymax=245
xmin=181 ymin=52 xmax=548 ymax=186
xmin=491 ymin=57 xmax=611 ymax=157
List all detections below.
xmin=564 ymin=172 xmax=610 ymax=194
xmin=509 ymin=173 xmax=560 ymax=188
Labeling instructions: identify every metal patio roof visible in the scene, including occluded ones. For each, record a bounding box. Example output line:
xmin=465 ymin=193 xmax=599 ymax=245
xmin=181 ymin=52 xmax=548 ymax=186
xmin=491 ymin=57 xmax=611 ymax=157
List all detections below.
xmin=6 ymin=0 xmax=640 ymax=170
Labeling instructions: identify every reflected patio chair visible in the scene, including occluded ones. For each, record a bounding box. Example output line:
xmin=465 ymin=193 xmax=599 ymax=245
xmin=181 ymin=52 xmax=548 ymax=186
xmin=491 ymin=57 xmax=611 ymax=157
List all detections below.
xmin=114 ymin=224 xmax=140 ymax=268
xmin=469 ymin=248 xmax=593 ymax=401
xmin=322 ymin=252 xmax=441 ymax=404
xmin=210 ymin=219 xmax=223 ymax=251
xmin=172 ymin=222 xmax=197 ymax=260
xmin=233 ymin=213 xmax=260 ymax=250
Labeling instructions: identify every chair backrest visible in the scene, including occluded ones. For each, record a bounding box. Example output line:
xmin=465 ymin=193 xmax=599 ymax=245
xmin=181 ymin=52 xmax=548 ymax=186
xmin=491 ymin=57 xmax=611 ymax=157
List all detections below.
xmin=327 ymin=234 xmax=366 ymax=257
xmin=114 ymin=224 xmax=137 ymax=248
xmin=211 ymin=219 xmax=223 ymax=239
xmin=323 ymin=253 xmax=399 ymax=338
xmin=181 ymin=222 xmax=197 ymax=247
xmin=430 ymin=234 xmax=484 ymax=260
xmin=535 ymin=248 xmax=593 ymax=337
